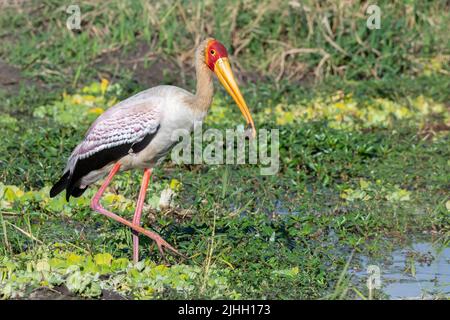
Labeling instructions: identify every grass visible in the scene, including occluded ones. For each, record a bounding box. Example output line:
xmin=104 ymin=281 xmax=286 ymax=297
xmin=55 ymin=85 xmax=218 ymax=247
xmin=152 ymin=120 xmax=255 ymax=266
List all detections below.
xmin=0 ymin=0 xmax=449 ymax=299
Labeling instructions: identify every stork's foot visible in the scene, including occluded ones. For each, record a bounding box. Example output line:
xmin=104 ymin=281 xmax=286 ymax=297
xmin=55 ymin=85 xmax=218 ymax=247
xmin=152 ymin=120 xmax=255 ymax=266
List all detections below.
xmin=138 ymin=227 xmax=187 ymax=262
xmin=91 ymin=200 xmax=185 ymax=262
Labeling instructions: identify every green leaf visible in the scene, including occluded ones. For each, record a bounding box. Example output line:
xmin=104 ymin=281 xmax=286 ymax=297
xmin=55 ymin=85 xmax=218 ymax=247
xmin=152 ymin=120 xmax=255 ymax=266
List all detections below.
xmin=66 ymin=253 xmax=84 ymax=265
xmin=94 ymin=253 xmax=113 ymax=266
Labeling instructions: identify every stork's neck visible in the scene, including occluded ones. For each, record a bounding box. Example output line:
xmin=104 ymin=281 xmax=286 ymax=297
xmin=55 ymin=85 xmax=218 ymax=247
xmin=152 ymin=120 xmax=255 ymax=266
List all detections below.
xmin=188 ymin=39 xmax=214 ymax=113
xmin=193 ymin=63 xmax=214 ymax=112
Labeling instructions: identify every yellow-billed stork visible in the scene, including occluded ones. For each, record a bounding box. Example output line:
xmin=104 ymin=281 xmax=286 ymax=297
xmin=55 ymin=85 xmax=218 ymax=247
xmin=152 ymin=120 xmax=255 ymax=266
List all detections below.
xmin=50 ymin=38 xmax=256 ymax=262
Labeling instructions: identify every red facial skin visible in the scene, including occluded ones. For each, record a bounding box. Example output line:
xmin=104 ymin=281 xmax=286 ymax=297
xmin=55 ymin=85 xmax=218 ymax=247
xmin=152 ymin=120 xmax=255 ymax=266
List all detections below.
xmin=205 ymin=40 xmax=229 ymax=71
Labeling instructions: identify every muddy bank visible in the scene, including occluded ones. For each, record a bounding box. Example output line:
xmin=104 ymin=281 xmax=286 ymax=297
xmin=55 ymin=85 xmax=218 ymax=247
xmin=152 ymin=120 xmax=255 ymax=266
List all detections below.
xmin=26 ymin=285 xmax=127 ymax=300
xmin=0 ymin=60 xmax=22 ymax=93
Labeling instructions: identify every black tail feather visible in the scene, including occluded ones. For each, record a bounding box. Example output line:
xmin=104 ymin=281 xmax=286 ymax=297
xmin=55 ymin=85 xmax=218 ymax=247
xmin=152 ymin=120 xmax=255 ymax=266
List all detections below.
xmin=49 ymin=171 xmax=70 ymax=198
xmin=50 ymin=171 xmax=89 ymax=201
xmin=71 ymin=186 xmax=88 ymax=198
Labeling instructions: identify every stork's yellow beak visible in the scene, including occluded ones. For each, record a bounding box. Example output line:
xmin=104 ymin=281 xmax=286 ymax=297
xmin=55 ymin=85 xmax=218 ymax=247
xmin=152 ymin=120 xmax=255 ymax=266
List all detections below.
xmin=214 ymin=57 xmax=256 ymax=138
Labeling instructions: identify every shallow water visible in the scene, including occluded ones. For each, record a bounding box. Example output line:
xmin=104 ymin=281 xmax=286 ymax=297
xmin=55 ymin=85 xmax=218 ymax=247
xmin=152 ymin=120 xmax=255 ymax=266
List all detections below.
xmin=350 ymin=241 xmax=450 ymax=299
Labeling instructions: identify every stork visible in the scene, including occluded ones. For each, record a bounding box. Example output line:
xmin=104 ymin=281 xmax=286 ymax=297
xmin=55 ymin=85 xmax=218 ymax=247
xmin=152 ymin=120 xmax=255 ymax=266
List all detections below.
xmin=49 ymin=38 xmax=256 ymax=263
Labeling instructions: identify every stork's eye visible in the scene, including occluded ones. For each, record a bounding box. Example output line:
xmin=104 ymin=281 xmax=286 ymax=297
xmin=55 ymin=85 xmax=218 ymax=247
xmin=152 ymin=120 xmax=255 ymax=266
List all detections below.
xmin=210 ymin=49 xmax=216 ymax=55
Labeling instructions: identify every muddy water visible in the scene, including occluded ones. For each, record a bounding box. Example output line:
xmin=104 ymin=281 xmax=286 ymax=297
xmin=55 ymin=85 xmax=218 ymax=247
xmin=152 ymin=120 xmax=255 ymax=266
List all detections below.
xmin=350 ymin=241 xmax=450 ymax=299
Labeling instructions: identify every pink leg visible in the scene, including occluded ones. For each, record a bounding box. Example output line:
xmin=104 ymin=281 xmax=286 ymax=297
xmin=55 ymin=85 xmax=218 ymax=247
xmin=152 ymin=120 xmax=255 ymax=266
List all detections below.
xmin=132 ymin=168 xmax=152 ymax=263
xmin=90 ymin=163 xmax=184 ymax=261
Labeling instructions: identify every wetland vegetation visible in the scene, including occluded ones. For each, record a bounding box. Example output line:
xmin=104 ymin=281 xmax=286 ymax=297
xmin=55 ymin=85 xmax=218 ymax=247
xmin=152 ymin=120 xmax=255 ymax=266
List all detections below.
xmin=0 ymin=0 xmax=448 ymax=299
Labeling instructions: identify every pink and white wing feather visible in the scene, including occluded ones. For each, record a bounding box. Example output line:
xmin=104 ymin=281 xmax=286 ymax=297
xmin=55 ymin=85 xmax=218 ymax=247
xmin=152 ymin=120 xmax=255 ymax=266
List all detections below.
xmin=65 ymin=103 xmax=161 ymax=172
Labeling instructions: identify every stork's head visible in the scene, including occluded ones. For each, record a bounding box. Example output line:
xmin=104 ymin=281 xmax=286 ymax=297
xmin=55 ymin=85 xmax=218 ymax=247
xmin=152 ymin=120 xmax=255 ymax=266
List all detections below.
xmin=204 ymin=39 xmax=256 ymax=138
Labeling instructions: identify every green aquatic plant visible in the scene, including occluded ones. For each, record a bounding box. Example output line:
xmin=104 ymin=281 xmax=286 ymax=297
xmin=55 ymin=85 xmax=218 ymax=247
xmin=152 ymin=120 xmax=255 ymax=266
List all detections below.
xmin=0 ymin=246 xmax=239 ymax=299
